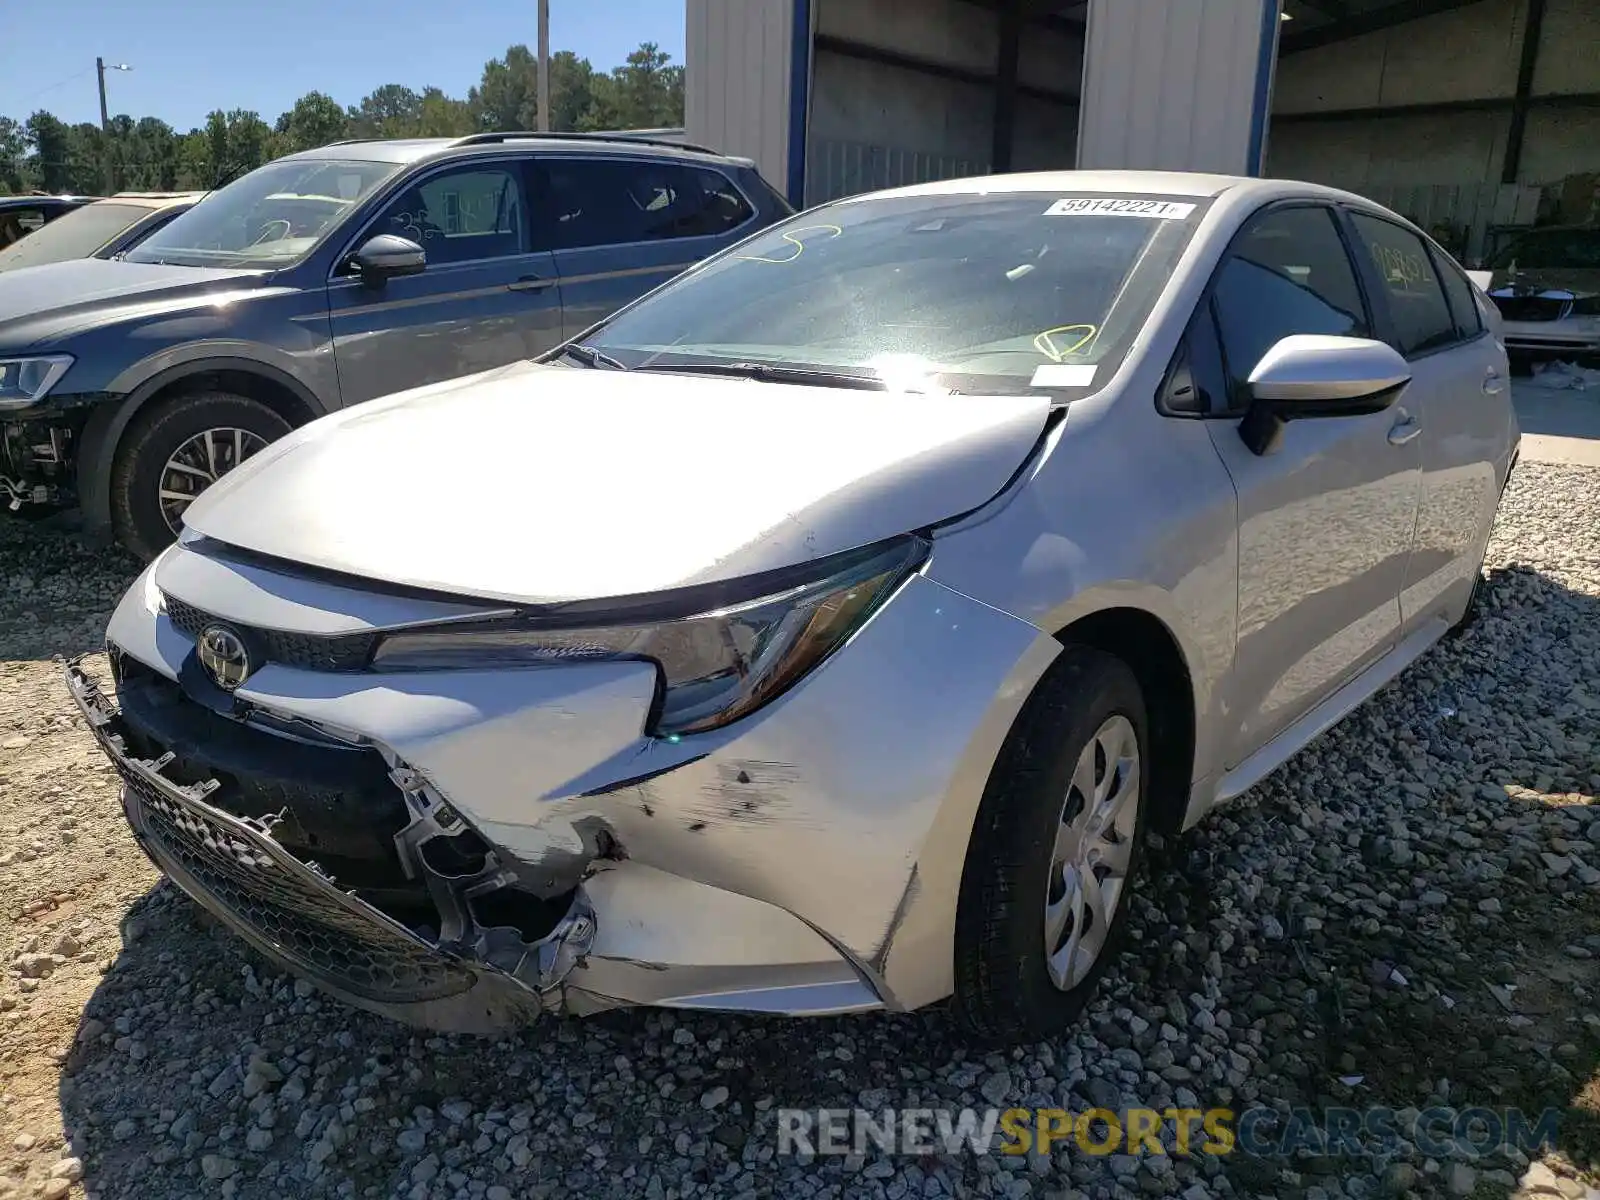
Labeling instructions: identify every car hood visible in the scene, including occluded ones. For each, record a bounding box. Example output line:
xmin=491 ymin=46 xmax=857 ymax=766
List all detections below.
xmin=0 ymin=258 xmax=265 ymax=343
xmin=1484 ymin=266 xmax=1600 ymax=300
xmin=181 ymin=360 xmax=1053 ymax=605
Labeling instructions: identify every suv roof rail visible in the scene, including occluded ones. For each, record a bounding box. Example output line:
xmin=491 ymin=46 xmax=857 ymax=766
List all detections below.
xmin=452 ymin=130 xmax=725 ymax=156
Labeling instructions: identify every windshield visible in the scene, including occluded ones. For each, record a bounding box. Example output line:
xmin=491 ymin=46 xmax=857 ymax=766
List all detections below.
xmin=1487 ymin=230 xmax=1600 ymax=271
xmin=0 ymin=202 xmax=149 ymax=271
xmin=124 ymin=158 xmax=402 ymax=269
xmin=574 ymin=192 xmax=1208 ymax=396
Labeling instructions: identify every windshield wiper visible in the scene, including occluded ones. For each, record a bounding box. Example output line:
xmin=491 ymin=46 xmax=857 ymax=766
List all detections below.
xmin=646 ymin=361 xmax=888 ymax=390
xmin=557 ymin=343 xmax=628 ymax=370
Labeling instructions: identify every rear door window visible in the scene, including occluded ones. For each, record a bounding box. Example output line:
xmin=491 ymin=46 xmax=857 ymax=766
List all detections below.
xmin=538 ymin=159 xmax=754 ymax=250
xmin=1431 ymin=248 xmax=1485 ymax=340
xmin=1349 ymin=213 xmax=1459 ymax=357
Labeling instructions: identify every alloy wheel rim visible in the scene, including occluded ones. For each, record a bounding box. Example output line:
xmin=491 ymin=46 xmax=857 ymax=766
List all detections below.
xmin=158 ymin=427 xmax=270 ymax=533
xmin=1044 ymin=713 xmax=1140 ymax=992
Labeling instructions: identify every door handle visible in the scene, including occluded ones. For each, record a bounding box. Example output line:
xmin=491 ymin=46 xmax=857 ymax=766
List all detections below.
xmin=507 ymin=275 xmax=551 ymax=293
xmin=1483 ymin=368 xmax=1505 ymax=395
xmin=1387 ymin=413 xmax=1422 ymax=445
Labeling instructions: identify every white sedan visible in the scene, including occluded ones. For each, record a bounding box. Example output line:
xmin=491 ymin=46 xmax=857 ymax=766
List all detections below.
xmin=70 ymin=169 xmax=1517 ymax=1044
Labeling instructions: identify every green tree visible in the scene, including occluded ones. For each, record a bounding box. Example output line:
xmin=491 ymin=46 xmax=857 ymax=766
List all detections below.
xmin=469 ymin=45 xmax=540 ymax=131
xmin=346 ymin=85 xmax=422 ymax=138
xmin=132 ymin=117 xmax=180 ymax=189
xmin=416 ymin=88 xmax=476 ymax=137
xmin=584 ymin=43 xmax=684 ymax=130
xmin=0 ymin=38 xmax=683 ymax=197
xmin=546 ymin=51 xmax=598 ymax=132
xmin=66 ymin=123 xmax=107 ymax=192
xmin=0 ymin=117 xmax=27 ymax=193
xmin=174 ymin=129 xmax=213 ymax=190
xmin=223 ymin=109 xmax=274 ymax=174
xmin=277 ymin=91 xmax=347 ymax=152
xmin=24 ymin=111 xmax=75 ymax=192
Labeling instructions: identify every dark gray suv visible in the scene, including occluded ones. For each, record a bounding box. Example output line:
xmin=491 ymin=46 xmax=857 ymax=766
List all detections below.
xmin=0 ymin=132 xmax=792 ymax=559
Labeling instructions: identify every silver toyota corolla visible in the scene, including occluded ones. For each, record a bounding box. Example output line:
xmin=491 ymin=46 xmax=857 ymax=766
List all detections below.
xmin=70 ymin=170 xmax=1518 ymax=1043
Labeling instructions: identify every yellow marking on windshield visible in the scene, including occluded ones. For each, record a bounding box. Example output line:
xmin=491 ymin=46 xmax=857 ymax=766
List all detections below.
xmin=732 ymin=224 xmax=845 ymax=264
xmin=1032 ymin=324 xmax=1098 ymax=361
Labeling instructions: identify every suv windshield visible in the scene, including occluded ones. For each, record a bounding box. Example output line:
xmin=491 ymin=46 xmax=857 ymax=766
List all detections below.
xmin=1486 ymin=229 xmax=1600 ymax=271
xmin=0 ymin=202 xmax=149 ymax=271
xmin=125 ymin=158 xmax=401 ymax=269
xmin=577 ymin=192 xmax=1207 ymax=395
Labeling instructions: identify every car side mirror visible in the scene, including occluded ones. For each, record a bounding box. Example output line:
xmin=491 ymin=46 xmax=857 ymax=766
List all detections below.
xmin=346 ymin=234 xmax=425 ymax=284
xmin=1238 ymin=334 xmax=1411 ymax=456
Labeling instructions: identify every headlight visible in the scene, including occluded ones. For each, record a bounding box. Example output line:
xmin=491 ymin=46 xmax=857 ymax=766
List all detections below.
xmin=372 ymin=537 xmax=928 ymax=735
xmin=0 ymin=356 xmax=73 ymax=409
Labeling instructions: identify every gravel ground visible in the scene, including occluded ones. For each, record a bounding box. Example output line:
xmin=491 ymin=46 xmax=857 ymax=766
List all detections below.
xmin=1 ymin=464 xmax=1598 ymax=1200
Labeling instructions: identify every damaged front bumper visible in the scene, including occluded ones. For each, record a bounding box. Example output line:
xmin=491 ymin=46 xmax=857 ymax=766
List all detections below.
xmin=68 ymin=659 xmax=591 ymax=1033
xmin=76 ymin=542 xmax=1060 ymax=1033
xmin=2 ymin=418 xmax=75 ymax=513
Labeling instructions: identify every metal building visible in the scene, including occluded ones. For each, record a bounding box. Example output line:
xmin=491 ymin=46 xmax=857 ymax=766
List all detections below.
xmin=686 ymin=0 xmax=1600 ymax=256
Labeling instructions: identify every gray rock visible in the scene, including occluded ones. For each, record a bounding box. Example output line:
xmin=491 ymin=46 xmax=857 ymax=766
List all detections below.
xmin=981 ymin=1070 xmax=1013 ymax=1106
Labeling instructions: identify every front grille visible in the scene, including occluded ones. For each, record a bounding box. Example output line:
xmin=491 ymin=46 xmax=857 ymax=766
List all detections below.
xmin=1491 ymin=294 xmax=1572 ymax=323
xmin=122 ymin=764 xmax=476 ymax=1003
xmin=164 ymin=594 xmax=379 ymax=672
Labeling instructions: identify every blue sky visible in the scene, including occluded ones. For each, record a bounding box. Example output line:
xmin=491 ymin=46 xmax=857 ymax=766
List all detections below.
xmin=0 ymin=0 xmax=685 ymax=131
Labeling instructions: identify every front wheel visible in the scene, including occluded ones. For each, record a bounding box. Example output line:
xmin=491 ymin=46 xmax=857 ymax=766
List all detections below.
xmin=954 ymin=646 xmax=1149 ymax=1043
xmin=110 ymin=391 xmax=291 ymax=562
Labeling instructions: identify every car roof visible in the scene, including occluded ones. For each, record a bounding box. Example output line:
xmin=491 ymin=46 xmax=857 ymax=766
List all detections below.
xmin=279 ymin=131 xmax=755 ymax=170
xmin=841 ymin=169 xmax=1386 ymax=209
xmin=100 ymin=191 xmax=206 ymax=210
xmin=0 ymin=194 xmax=99 ymax=208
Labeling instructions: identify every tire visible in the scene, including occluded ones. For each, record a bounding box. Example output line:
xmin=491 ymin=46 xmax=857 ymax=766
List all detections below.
xmin=954 ymin=645 xmax=1150 ymax=1044
xmin=110 ymin=391 xmax=291 ymax=562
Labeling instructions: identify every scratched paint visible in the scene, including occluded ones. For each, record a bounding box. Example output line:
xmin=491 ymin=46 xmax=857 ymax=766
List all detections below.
xmin=693 ymin=759 xmax=804 ymax=824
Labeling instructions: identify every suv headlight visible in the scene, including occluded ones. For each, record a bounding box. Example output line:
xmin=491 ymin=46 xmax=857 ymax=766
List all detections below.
xmin=371 ymin=537 xmax=928 ymax=735
xmin=0 ymin=356 xmax=73 ymax=409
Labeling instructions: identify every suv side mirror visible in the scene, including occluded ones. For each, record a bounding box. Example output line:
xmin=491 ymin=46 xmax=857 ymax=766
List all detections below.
xmin=346 ymin=234 xmax=425 ymax=284
xmin=1239 ymin=334 xmax=1411 ymax=456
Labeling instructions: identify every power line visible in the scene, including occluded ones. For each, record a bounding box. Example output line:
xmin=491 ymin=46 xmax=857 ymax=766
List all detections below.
xmin=12 ymin=66 xmax=97 ymax=110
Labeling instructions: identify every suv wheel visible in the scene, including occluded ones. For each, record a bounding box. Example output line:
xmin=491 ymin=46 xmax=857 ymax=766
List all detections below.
xmin=954 ymin=646 xmax=1150 ymax=1043
xmin=111 ymin=391 xmax=291 ymax=561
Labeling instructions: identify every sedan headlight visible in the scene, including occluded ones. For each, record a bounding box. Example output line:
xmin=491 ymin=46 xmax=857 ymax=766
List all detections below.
xmin=372 ymin=537 xmax=928 ymax=735
xmin=0 ymin=356 xmax=73 ymax=409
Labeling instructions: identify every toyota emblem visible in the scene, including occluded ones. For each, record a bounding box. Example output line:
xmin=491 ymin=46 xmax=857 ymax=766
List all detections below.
xmin=197 ymin=624 xmax=253 ymax=691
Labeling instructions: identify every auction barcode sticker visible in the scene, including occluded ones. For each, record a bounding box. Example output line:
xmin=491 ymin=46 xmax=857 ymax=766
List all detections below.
xmin=1044 ymin=198 xmax=1196 ymax=220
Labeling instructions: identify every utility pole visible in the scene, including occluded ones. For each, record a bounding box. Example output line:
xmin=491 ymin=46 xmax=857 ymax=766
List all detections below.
xmin=96 ymin=57 xmax=110 ymax=132
xmin=96 ymin=58 xmax=131 ymax=192
xmin=537 ymin=0 xmax=551 ymax=131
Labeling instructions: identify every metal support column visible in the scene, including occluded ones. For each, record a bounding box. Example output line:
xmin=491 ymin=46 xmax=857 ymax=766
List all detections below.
xmin=1501 ymin=0 xmax=1546 ymax=184
xmin=992 ymin=0 xmax=1022 ymax=174
xmin=1077 ymin=0 xmax=1282 ymax=176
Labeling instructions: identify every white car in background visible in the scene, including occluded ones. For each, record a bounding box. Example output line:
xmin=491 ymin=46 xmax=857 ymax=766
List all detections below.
xmin=71 ymin=170 xmax=1517 ymax=1044
xmin=1474 ymin=225 xmax=1600 ymax=365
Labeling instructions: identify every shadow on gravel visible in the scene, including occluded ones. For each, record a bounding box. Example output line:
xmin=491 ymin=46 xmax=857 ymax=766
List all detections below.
xmin=51 ymin=563 xmax=1600 ymax=1200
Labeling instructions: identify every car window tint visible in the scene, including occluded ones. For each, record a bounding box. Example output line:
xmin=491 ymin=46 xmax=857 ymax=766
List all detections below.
xmin=540 ymin=159 xmax=753 ymax=250
xmin=375 ymin=166 xmax=528 ymax=267
xmin=1432 ymin=249 xmax=1484 ymax=340
xmin=1350 ymin=213 xmax=1458 ymax=356
xmin=0 ymin=207 xmax=48 ymax=249
xmin=1210 ymin=206 xmax=1369 ymax=406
